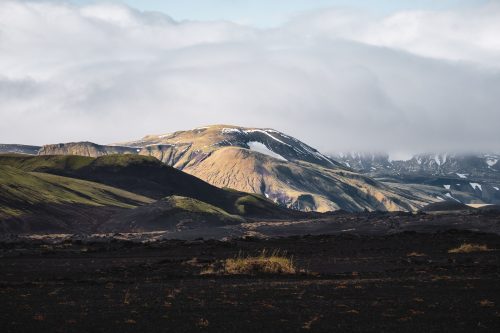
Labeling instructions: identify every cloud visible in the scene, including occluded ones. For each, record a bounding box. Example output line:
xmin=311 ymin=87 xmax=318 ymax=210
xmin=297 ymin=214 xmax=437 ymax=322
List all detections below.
xmin=0 ymin=1 xmax=499 ymax=153
xmin=286 ymin=4 xmax=500 ymax=67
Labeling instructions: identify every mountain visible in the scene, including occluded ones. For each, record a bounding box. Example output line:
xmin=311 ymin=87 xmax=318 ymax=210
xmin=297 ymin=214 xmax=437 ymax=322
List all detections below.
xmin=116 ymin=125 xmax=346 ymax=170
xmin=0 ymin=154 xmax=301 ymax=234
xmin=332 ymin=152 xmax=500 ymax=205
xmin=332 ymin=152 xmax=499 ymax=178
xmin=9 ymin=125 xmax=479 ymax=212
xmin=0 ymin=144 xmax=40 ymax=155
xmin=111 ymin=125 xmax=437 ymax=212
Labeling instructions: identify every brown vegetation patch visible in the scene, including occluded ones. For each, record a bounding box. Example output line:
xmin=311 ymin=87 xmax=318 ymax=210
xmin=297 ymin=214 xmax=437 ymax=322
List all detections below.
xmin=448 ymin=243 xmax=492 ymax=254
xmin=201 ymin=250 xmax=298 ymax=275
xmin=222 ymin=250 xmax=297 ymax=275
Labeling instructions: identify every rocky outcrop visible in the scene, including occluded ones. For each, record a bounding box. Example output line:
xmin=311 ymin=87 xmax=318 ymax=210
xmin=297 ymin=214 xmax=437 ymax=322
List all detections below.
xmin=38 ymin=142 xmax=139 ymax=157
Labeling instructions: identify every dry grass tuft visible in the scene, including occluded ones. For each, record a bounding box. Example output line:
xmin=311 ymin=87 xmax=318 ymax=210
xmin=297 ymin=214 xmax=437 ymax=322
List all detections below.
xmin=448 ymin=243 xmax=491 ymax=254
xmin=223 ymin=250 xmax=297 ymax=275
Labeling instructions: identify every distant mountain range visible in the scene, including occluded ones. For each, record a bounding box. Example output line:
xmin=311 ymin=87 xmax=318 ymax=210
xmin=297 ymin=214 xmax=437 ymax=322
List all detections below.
xmin=331 ymin=153 xmax=500 ymax=205
xmin=331 ymin=152 xmax=499 ymax=177
xmin=0 ymin=144 xmax=41 ymax=155
xmin=2 ymin=125 xmax=498 ymax=215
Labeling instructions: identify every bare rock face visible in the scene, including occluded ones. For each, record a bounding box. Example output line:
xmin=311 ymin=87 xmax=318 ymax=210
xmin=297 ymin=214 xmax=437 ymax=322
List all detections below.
xmin=38 ymin=142 xmax=139 ymax=157
xmin=138 ymin=143 xmax=195 ymax=169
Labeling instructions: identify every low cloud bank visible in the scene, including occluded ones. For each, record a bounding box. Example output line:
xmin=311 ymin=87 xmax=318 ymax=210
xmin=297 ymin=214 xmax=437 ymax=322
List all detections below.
xmin=1 ymin=1 xmax=499 ymax=153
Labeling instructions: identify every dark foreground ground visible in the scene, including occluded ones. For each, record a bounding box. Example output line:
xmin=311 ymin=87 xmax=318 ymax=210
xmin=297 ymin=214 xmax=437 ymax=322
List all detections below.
xmin=1 ymin=230 xmax=500 ymax=332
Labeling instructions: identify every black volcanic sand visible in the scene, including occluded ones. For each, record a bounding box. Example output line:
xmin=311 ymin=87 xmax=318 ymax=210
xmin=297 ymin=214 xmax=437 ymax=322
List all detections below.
xmin=1 ymin=230 xmax=500 ymax=332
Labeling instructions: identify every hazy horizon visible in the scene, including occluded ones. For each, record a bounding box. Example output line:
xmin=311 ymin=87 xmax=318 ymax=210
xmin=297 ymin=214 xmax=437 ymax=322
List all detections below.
xmin=1 ymin=0 xmax=499 ymax=153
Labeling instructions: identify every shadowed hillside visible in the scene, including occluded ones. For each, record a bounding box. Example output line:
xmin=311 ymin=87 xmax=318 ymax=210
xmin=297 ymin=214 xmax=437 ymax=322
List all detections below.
xmin=0 ymin=154 xmax=294 ymax=218
xmin=0 ymin=165 xmax=153 ymax=233
xmin=0 ymin=154 xmax=304 ymax=234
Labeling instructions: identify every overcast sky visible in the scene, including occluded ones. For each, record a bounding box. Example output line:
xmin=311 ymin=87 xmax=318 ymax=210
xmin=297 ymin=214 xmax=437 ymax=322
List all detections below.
xmin=69 ymin=0 xmax=488 ymax=27
xmin=1 ymin=0 xmax=499 ymax=153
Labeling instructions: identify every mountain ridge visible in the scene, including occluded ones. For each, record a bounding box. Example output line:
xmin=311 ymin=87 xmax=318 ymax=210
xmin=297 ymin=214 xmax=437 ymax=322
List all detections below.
xmin=36 ymin=125 xmax=437 ymax=212
xmin=6 ymin=125 xmax=497 ymax=211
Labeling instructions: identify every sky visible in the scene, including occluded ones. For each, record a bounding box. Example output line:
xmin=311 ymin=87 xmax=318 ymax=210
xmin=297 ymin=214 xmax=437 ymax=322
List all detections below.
xmin=1 ymin=0 xmax=499 ymax=153
xmin=69 ymin=0 xmax=488 ymax=27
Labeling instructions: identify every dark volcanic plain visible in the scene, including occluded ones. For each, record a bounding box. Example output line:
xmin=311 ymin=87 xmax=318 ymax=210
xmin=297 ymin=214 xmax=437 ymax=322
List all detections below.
xmin=1 ymin=216 xmax=500 ymax=332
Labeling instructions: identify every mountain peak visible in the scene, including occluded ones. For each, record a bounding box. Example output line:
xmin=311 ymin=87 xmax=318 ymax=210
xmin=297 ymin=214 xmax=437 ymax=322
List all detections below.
xmin=120 ymin=124 xmax=342 ymax=169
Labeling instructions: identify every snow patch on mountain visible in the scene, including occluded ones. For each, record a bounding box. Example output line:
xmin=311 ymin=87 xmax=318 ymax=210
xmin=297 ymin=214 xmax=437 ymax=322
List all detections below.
xmin=247 ymin=142 xmax=287 ymax=161
xmin=243 ymin=129 xmax=290 ymax=146
xmin=456 ymin=173 xmax=468 ymax=179
xmin=220 ymin=127 xmax=336 ymax=166
xmin=434 ymin=154 xmax=447 ymax=166
xmin=221 ymin=128 xmax=243 ymax=135
xmin=445 ymin=193 xmax=460 ymax=202
xmin=486 ymin=158 xmax=498 ymax=167
xmin=470 ymin=183 xmax=482 ymax=191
